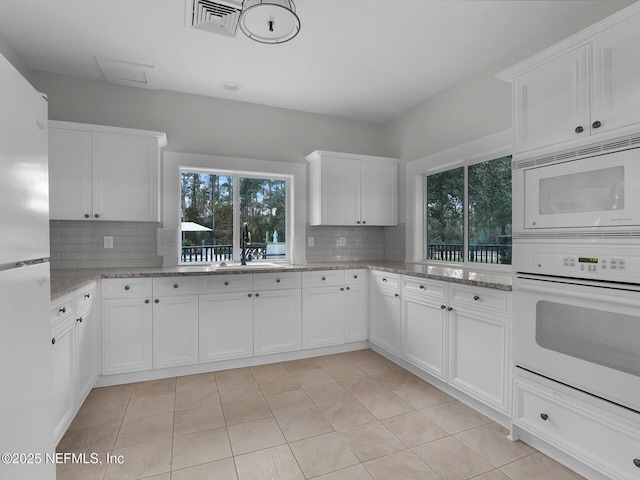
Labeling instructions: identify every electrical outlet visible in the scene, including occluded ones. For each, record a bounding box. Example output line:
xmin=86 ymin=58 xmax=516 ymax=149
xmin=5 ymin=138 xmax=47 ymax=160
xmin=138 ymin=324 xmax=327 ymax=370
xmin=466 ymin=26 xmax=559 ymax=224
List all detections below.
xmin=339 ymin=236 xmax=346 ymax=247
xmin=104 ymin=236 xmax=113 ymax=249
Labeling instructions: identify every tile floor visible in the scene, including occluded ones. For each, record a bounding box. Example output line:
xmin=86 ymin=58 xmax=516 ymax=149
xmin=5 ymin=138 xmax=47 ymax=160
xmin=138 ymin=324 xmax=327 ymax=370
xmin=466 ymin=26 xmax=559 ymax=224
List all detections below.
xmin=56 ymin=349 xmax=585 ymax=480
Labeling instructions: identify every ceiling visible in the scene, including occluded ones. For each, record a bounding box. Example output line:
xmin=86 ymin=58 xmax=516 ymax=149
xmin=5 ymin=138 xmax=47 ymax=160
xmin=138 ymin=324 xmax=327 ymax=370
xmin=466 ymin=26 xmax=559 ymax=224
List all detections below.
xmin=0 ymin=1 xmax=631 ymax=123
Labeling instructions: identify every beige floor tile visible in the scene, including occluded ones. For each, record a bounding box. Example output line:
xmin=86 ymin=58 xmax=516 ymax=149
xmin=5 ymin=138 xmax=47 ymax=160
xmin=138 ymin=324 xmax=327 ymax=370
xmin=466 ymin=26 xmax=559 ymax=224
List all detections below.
xmin=340 ymin=376 xmax=387 ymax=398
xmin=114 ymin=412 xmax=173 ymax=448
xmin=320 ymin=400 xmax=377 ymax=430
xmin=354 ymin=356 xmax=399 ymax=375
xmin=56 ymin=454 xmax=109 ymax=480
xmin=228 ymin=417 xmax=286 ymax=455
xmin=216 ymin=367 xmax=255 ymax=387
xmin=472 ymin=470 xmax=511 ymax=480
xmin=234 ymin=444 xmax=304 ymax=480
xmin=57 ymin=421 xmax=120 ymax=454
xmin=413 ymin=436 xmax=493 ymax=480
xmin=175 ymin=372 xmax=216 ymax=392
xmin=256 ymin=375 xmax=301 ymax=395
xmin=304 ymin=382 xmax=353 ymax=407
xmin=357 ymin=392 xmax=414 ymax=419
xmin=172 ymin=427 xmax=232 ymax=471
xmin=86 ymin=384 xmax=133 ymax=405
xmin=172 ymin=458 xmax=238 ymax=480
xmin=312 ymin=464 xmax=374 ymax=480
xmin=222 ymin=395 xmax=273 ymax=425
xmin=283 ymin=357 xmax=320 ymax=373
xmin=69 ymin=397 xmax=128 ymax=429
xmin=291 ymin=368 xmax=335 ymax=388
xmin=290 ymin=432 xmax=360 ymax=478
xmin=265 ymin=388 xmax=315 ymax=415
xmin=124 ymin=392 xmax=175 ymax=419
xmin=174 ymin=404 xmax=225 ymax=436
xmin=251 ymin=362 xmax=290 ymax=380
xmin=393 ymin=384 xmax=453 ymax=409
xmin=131 ymin=378 xmax=176 ymax=398
xmin=103 ymin=438 xmax=172 ymax=480
xmin=322 ymin=361 xmax=369 ymax=381
xmin=499 ymin=452 xmax=580 ymax=480
xmin=174 ymin=383 xmax=220 ymax=411
xmin=312 ymin=353 xmax=346 ymax=367
xmin=455 ymin=423 xmax=535 ymax=467
xmin=218 ymin=379 xmax=262 ymax=403
xmin=371 ymin=370 xmax=423 ymax=389
xmin=341 ymin=349 xmax=383 ymax=364
xmin=364 ymin=450 xmax=440 ymax=480
xmin=382 ymin=411 xmax=448 ymax=447
xmin=143 ymin=473 xmax=171 ymax=480
xmin=420 ymin=402 xmax=486 ymax=434
xmin=275 ymin=408 xmax=334 ymax=442
xmin=339 ymin=422 xmax=405 ymax=462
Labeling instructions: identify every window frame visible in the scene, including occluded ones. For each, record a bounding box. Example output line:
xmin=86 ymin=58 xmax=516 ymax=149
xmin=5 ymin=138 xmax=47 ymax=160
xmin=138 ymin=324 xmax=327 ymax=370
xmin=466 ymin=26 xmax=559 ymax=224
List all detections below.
xmin=178 ymin=166 xmax=293 ymax=266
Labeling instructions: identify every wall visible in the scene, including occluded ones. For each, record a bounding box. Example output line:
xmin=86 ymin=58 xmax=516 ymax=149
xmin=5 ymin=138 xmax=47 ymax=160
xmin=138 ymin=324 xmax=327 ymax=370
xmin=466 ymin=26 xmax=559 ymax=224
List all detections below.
xmin=0 ymin=31 xmax=32 ymax=83
xmin=305 ymin=226 xmax=385 ymax=263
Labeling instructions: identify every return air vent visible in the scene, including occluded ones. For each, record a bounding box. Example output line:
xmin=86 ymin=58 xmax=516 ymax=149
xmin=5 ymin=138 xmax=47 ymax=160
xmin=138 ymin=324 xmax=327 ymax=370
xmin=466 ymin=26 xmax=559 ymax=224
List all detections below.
xmin=513 ymin=132 xmax=640 ymax=170
xmin=186 ymin=0 xmax=243 ymax=37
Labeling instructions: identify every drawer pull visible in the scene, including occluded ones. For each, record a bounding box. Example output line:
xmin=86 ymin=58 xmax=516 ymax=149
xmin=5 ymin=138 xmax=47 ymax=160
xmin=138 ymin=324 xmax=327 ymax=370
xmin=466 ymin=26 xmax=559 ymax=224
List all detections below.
xmin=419 ymin=285 xmax=425 ymax=290
xmin=77 ymin=317 xmax=83 ymax=323
xmin=276 ymin=278 xmax=281 ymax=283
xmin=540 ymin=413 xmax=549 ymax=421
xmin=395 ymin=293 xmax=399 ymax=298
xmin=124 ymin=285 xmax=130 ymax=291
xmin=84 ymin=293 xmax=90 ymax=299
xmin=633 ymin=459 xmax=640 ymax=468
xmin=321 ymin=276 xmax=326 ymax=281
xmin=248 ymin=293 xmax=252 ymax=298
xmin=255 ymin=293 xmax=260 ymax=297
xmin=382 ymin=278 xmax=387 ymax=282
xmin=441 ymin=305 xmax=446 ymax=309
xmin=447 ymin=306 xmax=453 ymax=312
xmin=173 ymin=283 xmax=179 ymax=289
xmin=224 ymin=281 xmax=229 ymax=286
xmin=155 ymin=299 xmax=160 ymax=304
xmin=59 ymin=307 xmax=66 ymax=314
xmin=473 ymin=295 xmax=480 ymax=301
xmin=353 ymin=274 xmax=358 ymax=279
xmin=51 ymin=338 xmax=55 ymax=345
xmin=340 ymin=287 xmax=344 ymax=291
xmin=346 ymin=286 xmax=350 ymax=291
xmin=145 ymin=299 xmax=150 ymax=304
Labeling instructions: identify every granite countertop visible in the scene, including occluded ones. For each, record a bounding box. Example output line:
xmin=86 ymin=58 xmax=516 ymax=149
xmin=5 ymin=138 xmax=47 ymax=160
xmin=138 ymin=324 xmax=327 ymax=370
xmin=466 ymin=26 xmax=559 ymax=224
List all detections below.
xmin=50 ymin=260 xmax=512 ymax=300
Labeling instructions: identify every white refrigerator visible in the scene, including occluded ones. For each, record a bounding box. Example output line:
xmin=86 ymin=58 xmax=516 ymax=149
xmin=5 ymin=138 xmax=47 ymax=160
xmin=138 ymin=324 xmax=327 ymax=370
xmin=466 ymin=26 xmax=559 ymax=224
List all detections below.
xmin=0 ymin=53 xmax=56 ymax=479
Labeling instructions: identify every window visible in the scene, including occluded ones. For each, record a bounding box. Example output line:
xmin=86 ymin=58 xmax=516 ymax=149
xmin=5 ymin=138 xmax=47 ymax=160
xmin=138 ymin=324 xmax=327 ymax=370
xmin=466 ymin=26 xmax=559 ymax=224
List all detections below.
xmin=180 ymin=169 xmax=288 ymax=263
xmin=426 ymin=156 xmax=512 ymax=265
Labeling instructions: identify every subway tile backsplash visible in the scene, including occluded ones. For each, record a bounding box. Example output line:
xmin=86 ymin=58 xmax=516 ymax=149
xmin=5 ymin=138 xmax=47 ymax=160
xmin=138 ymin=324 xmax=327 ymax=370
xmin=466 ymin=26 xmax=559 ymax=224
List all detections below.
xmin=49 ymin=220 xmax=162 ymax=269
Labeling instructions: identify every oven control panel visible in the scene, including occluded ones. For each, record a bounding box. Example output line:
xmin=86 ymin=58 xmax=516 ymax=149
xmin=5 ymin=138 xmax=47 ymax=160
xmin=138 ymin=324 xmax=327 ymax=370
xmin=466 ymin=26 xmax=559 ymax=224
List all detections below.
xmin=562 ymin=256 xmax=626 ymax=273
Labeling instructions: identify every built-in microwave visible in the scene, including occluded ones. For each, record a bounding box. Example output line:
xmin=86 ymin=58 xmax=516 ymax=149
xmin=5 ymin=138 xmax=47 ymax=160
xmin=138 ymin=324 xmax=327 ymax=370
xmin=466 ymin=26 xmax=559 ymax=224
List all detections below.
xmin=513 ymin=141 xmax=640 ymax=234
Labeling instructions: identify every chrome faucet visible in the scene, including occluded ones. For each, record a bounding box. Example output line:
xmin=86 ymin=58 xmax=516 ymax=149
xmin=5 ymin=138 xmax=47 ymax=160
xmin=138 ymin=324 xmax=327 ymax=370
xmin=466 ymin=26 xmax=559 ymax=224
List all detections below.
xmin=240 ymin=222 xmax=249 ymax=265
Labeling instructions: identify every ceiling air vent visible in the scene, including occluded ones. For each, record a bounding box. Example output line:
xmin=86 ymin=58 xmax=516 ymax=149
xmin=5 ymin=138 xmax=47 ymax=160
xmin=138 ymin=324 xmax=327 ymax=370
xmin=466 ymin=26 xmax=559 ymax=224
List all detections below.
xmin=186 ymin=0 xmax=243 ymax=37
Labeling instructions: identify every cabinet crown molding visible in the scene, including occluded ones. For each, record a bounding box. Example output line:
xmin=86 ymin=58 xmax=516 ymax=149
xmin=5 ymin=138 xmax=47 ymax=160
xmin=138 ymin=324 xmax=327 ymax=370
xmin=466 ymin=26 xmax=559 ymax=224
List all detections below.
xmin=49 ymin=120 xmax=167 ymax=148
xmin=305 ymin=150 xmax=399 ymax=164
xmin=496 ymin=1 xmax=640 ymax=82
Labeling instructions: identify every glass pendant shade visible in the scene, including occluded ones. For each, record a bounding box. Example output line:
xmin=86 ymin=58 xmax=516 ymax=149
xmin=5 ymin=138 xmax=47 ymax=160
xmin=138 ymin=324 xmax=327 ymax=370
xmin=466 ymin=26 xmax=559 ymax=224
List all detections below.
xmin=239 ymin=0 xmax=300 ymax=44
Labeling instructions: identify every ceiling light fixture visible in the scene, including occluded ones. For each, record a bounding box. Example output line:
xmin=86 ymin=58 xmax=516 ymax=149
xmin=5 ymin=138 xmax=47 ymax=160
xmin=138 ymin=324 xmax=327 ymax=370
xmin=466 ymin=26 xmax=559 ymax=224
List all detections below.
xmin=239 ymin=0 xmax=300 ymax=44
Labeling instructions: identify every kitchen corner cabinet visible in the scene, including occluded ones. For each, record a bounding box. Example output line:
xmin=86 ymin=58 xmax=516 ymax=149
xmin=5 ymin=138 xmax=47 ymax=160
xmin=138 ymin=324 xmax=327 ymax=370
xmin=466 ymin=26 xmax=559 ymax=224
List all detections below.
xmin=51 ymin=317 xmax=76 ymax=443
xmin=499 ymin=8 xmax=640 ymax=154
xmin=306 ymin=150 xmax=399 ymax=226
xmin=48 ymin=121 xmax=167 ymax=222
xmin=369 ymin=271 xmax=401 ymax=355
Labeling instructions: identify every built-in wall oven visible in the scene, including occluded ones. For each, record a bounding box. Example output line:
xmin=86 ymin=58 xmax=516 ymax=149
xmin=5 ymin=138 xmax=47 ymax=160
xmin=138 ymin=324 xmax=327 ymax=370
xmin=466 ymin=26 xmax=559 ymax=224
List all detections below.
xmin=512 ymin=136 xmax=640 ymax=414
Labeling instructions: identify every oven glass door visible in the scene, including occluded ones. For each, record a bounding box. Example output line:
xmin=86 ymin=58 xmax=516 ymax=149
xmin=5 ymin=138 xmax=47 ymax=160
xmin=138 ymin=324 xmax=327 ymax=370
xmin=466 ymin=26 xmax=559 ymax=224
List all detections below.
xmin=523 ymin=148 xmax=640 ymax=229
xmin=514 ymin=275 xmax=640 ymax=412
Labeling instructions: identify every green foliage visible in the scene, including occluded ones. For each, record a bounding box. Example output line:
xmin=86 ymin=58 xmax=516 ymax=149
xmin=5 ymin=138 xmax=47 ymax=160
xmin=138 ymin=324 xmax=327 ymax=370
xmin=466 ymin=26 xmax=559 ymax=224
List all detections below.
xmin=426 ymin=167 xmax=464 ymax=244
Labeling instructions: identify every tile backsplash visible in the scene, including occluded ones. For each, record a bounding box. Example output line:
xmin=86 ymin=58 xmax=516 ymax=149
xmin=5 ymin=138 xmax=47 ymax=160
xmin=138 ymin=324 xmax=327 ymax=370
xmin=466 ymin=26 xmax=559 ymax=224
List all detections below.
xmin=50 ymin=221 xmax=406 ymax=269
xmin=49 ymin=220 xmax=162 ymax=269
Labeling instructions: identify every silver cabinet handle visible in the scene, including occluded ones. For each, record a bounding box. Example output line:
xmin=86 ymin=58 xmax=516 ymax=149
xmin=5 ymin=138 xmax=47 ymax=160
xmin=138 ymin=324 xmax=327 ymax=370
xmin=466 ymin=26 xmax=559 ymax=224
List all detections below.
xmin=346 ymin=286 xmax=350 ymax=291
xmin=84 ymin=214 xmax=90 ymax=218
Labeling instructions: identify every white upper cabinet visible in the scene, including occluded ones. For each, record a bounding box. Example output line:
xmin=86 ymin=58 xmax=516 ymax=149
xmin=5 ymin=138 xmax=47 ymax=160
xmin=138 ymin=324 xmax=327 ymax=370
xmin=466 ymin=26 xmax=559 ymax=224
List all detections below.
xmin=49 ymin=121 xmax=167 ymax=222
xmin=498 ymin=4 xmax=640 ymax=155
xmin=306 ymin=150 xmax=399 ymax=226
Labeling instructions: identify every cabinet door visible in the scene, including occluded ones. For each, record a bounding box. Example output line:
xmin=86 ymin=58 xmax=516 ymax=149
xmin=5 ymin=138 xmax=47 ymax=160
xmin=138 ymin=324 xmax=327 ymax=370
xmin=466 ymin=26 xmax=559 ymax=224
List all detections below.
xmin=199 ymin=292 xmax=253 ymax=362
xmin=153 ymin=294 xmax=199 ymax=368
xmin=449 ymin=308 xmax=508 ymax=412
xmin=591 ymin=21 xmax=640 ymax=135
xmin=344 ymin=282 xmax=369 ymax=342
xmin=76 ymin=306 xmax=98 ymax=405
xmin=52 ymin=321 xmax=76 ymax=443
xmin=92 ymin=132 xmax=159 ymax=222
xmin=360 ymin=161 xmax=398 ymax=226
xmin=48 ymin=127 xmax=93 ymax=220
xmin=254 ymin=289 xmax=302 ymax=355
xmin=369 ymin=286 xmax=400 ymax=355
xmin=514 ymin=45 xmax=590 ymax=153
xmin=401 ymin=293 xmax=447 ymax=380
xmin=102 ymin=297 xmax=152 ymax=374
xmin=319 ymin=156 xmax=360 ymax=225
xmin=302 ymin=286 xmax=345 ymax=349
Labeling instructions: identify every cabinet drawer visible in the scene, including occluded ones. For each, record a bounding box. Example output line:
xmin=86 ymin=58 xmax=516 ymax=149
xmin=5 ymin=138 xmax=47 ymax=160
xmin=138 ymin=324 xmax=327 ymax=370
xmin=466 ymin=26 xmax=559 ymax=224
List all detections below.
xmin=302 ymin=270 xmax=345 ymax=287
xmin=370 ymin=270 xmax=400 ymax=289
xmin=199 ymin=273 xmax=253 ymax=293
xmin=254 ymin=272 xmax=301 ymax=290
xmin=51 ymin=296 xmax=75 ymax=326
xmin=514 ymin=380 xmax=640 ymax=480
xmin=153 ymin=276 xmax=199 ymax=296
xmin=450 ymin=284 xmax=511 ymax=315
xmin=402 ymin=276 xmax=446 ymax=299
xmin=345 ymin=269 xmax=367 ymax=285
xmin=102 ymin=278 xmax=153 ymax=298
xmin=75 ymin=283 xmax=96 ymax=311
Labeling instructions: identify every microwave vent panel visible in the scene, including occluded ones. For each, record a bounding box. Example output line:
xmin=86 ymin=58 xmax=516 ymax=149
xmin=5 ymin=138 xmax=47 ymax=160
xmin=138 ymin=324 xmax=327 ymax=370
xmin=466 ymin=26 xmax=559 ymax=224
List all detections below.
xmin=186 ymin=0 xmax=243 ymax=37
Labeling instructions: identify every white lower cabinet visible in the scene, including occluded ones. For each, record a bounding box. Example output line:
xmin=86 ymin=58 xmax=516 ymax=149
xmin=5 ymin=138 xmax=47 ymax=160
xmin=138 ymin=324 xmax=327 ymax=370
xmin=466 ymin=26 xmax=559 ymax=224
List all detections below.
xmin=369 ymin=272 xmax=401 ymax=355
xmin=199 ymin=291 xmax=254 ymax=362
xmin=51 ymin=318 xmax=76 ymax=443
xmin=153 ymin=294 xmax=199 ymax=368
xmin=344 ymin=270 xmax=369 ymax=342
xmin=254 ymin=288 xmax=302 ymax=356
xmin=76 ymin=303 xmax=98 ymax=404
xmin=302 ymin=285 xmax=345 ymax=349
